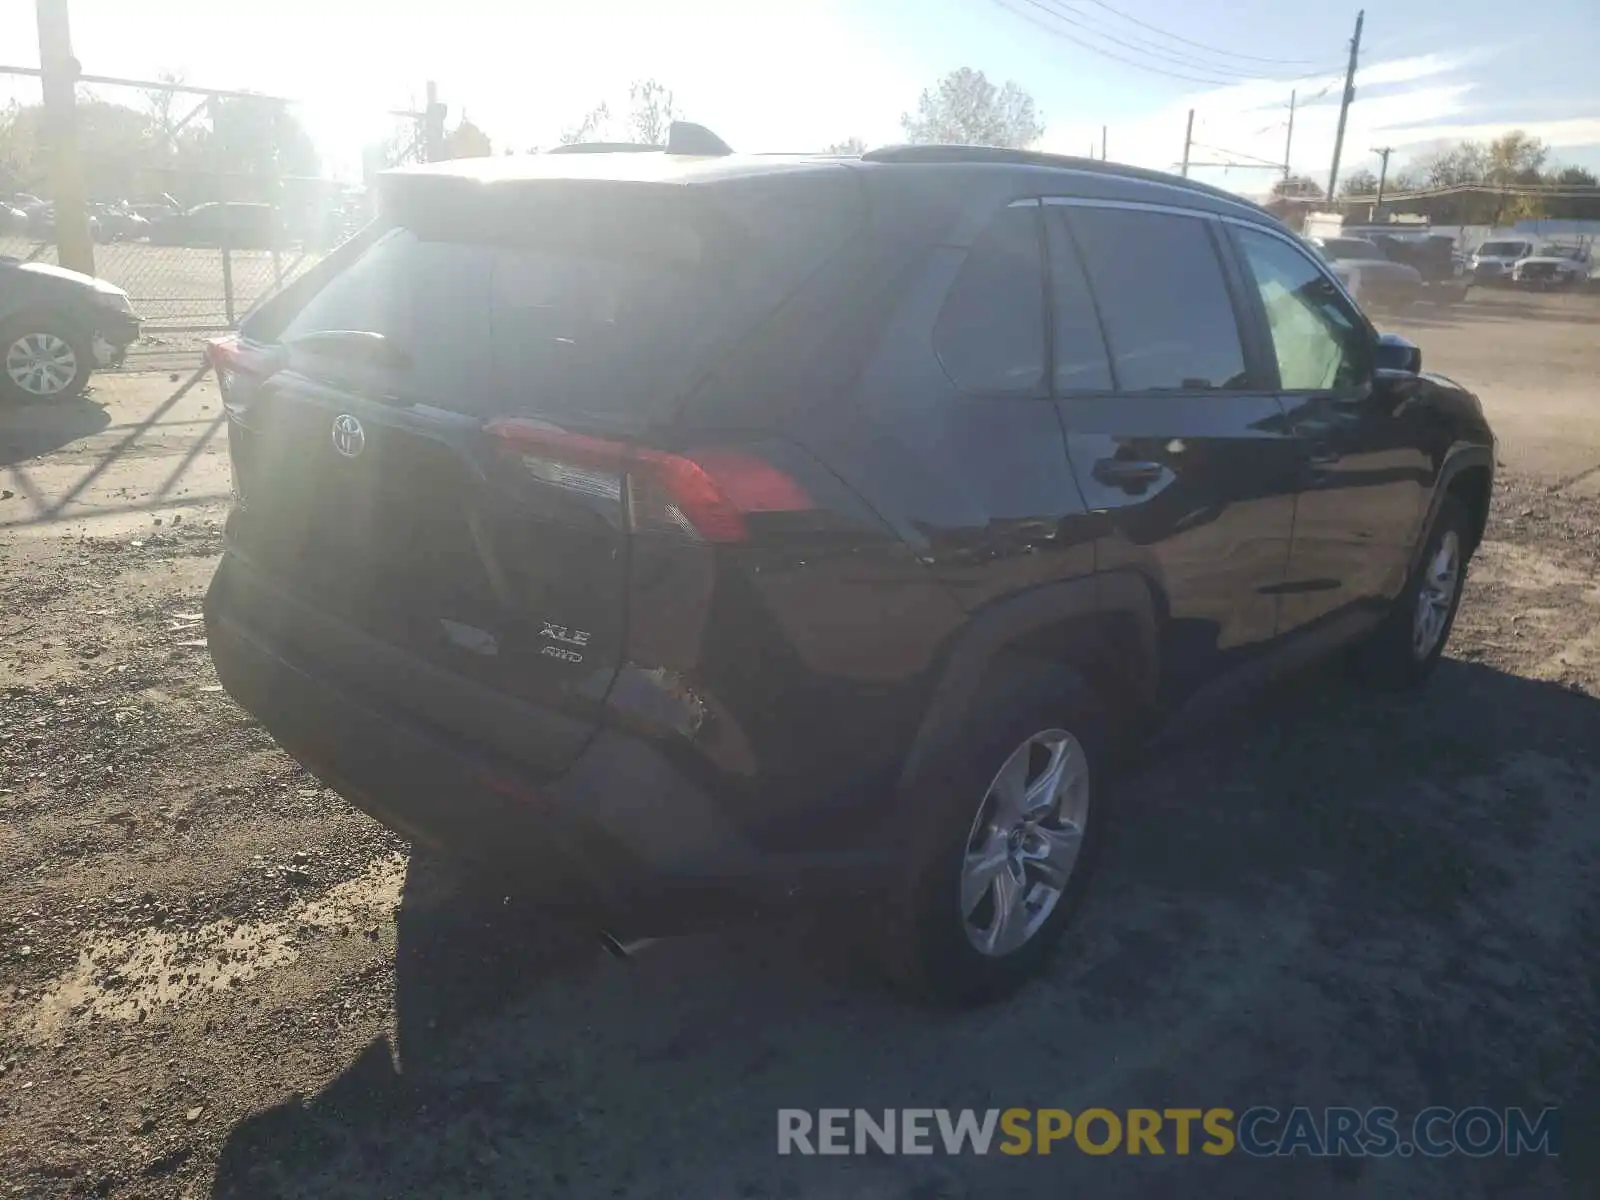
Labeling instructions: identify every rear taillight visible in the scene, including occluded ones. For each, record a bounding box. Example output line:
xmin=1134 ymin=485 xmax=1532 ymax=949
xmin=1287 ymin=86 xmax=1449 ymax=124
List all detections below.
xmin=487 ymin=419 xmax=811 ymax=543
xmin=204 ymin=336 xmax=281 ymax=414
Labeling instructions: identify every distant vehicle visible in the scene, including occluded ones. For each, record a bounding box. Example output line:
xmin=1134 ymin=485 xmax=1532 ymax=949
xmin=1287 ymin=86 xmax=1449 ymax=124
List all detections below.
xmin=147 ymin=202 xmax=280 ymax=250
xmin=25 ymin=203 xmax=103 ymax=244
xmin=1308 ymin=236 xmax=1425 ymax=308
xmin=11 ymin=193 xmax=45 ymax=212
xmin=0 ymin=256 xmax=140 ymax=403
xmin=1511 ymin=243 xmax=1591 ymax=290
xmin=1469 ymin=238 xmax=1535 ymax=285
xmin=131 ymin=202 xmax=180 ymax=223
xmin=88 ymin=202 xmax=152 ymax=243
xmin=1361 ymin=232 xmax=1471 ymax=303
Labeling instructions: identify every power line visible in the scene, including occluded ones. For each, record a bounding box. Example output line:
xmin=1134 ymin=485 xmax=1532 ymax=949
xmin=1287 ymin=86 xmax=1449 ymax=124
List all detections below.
xmin=1023 ymin=0 xmax=1341 ymax=81
xmin=1074 ymin=0 xmax=1325 ymax=65
xmin=1191 ymin=140 xmax=1286 ymax=169
xmin=997 ymin=0 xmax=1306 ymax=87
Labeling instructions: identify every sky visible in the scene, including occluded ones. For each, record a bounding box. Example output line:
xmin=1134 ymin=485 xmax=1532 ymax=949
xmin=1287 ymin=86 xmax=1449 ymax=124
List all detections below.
xmin=3 ymin=0 xmax=1598 ymax=195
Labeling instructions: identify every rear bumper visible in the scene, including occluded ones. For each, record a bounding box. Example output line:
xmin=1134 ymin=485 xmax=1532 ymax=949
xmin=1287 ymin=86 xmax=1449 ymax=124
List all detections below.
xmin=205 ymin=552 xmax=875 ymax=930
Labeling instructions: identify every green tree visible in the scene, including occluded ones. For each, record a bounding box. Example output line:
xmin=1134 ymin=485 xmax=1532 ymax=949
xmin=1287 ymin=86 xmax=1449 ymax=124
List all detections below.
xmin=1485 ymin=130 xmax=1548 ymax=184
xmin=900 ymin=68 xmax=1043 ymax=149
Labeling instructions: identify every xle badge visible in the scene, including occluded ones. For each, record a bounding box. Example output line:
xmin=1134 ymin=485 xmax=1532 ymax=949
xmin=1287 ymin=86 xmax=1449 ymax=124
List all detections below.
xmin=540 ymin=622 xmax=590 ymax=664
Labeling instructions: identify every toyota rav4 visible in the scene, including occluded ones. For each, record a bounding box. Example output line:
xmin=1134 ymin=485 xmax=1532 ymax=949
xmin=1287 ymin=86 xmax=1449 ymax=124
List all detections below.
xmin=204 ymin=129 xmax=1495 ymax=1005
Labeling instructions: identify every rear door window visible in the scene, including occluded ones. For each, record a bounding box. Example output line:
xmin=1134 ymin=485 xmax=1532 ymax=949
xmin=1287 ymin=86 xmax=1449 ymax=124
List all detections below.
xmin=1065 ymin=206 xmax=1248 ymax=392
xmin=932 ymin=204 xmax=1047 ymax=396
xmin=1042 ymin=210 xmax=1114 ymax=391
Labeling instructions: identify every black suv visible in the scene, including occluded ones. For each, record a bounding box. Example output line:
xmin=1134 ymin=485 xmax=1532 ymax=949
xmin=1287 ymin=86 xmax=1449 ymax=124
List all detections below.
xmin=204 ymin=132 xmax=1494 ymax=1004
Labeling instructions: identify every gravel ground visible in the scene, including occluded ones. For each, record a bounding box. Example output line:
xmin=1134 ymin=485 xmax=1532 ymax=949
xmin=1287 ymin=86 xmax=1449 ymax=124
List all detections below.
xmin=1 ymin=291 xmax=1598 ymax=1199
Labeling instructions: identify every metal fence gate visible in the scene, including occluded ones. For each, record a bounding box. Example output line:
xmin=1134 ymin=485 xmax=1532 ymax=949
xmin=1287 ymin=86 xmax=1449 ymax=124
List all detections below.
xmin=3 ymin=60 xmax=439 ymax=361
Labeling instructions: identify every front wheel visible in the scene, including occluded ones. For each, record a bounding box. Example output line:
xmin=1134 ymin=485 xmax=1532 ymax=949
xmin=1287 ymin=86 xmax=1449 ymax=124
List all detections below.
xmin=0 ymin=317 xmax=94 ymax=404
xmin=1352 ymin=496 xmax=1471 ymax=688
xmin=880 ymin=663 xmax=1108 ymax=1006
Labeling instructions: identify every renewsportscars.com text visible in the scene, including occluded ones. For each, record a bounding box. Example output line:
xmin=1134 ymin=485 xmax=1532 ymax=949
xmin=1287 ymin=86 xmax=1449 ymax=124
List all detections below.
xmin=777 ymin=1106 xmax=1559 ymax=1158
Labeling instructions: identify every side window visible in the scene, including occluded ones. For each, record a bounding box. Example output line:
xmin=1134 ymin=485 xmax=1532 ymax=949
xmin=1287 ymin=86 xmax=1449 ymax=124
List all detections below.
xmin=1233 ymin=226 xmax=1369 ymax=391
xmin=933 ymin=205 xmax=1046 ymax=395
xmin=1043 ymin=211 xmax=1114 ymax=391
xmin=1066 ymin=206 xmax=1248 ymax=391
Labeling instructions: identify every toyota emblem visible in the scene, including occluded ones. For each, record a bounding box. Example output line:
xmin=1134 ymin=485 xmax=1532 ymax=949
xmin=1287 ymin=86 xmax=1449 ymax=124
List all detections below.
xmin=331 ymin=413 xmax=365 ymax=458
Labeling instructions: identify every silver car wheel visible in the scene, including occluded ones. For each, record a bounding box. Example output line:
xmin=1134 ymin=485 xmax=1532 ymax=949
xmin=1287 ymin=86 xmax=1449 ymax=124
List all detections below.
xmin=1412 ymin=529 xmax=1461 ymax=660
xmin=5 ymin=331 xmax=79 ymax=397
xmin=960 ymin=728 xmax=1089 ymax=958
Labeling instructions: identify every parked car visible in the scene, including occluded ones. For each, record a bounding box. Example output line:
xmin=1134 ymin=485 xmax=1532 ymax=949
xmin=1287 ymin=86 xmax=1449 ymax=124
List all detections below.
xmin=1365 ymin=231 xmax=1471 ymax=303
xmin=202 ymin=134 xmax=1494 ymax=1005
xmin=25 ymin=202 xmax=103 ymax=243
xmin=1308 ymin=236 xmax=1426 ymax=308
xmin=0 ymin=255 xmax=140 ymax=403
xmin=1469 ymin=238 xmax=1535 ymax=285
xmin=1511 ymin=242 xmax=1591 ymax=290
xmin=131 ymin=201 xmax=180 ymax=224
xmin=88 ymin=202 xmax=152 ymax=243
xmin=148 ymin=202 xmax=279 ymax=249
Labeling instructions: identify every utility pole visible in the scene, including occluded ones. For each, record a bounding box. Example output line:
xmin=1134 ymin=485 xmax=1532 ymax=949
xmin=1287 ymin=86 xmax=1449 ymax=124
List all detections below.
xmin=423 ymin=80 xmax=447 ymax=163
xmin=1372 ymin=145 xmax=1393 ymax=214
xmin=1283 ymin=90 xmax=1297 ymax=179
xmin=1326 ymin=9 xmax=1364 ymax=200
xmin=1101 ymin=125 xmax=1108 ymax=162
xmin=34 ymin=0 xmax=94 ymax=274
xmin=1180 ymin=109 xmax=1194 ymax=178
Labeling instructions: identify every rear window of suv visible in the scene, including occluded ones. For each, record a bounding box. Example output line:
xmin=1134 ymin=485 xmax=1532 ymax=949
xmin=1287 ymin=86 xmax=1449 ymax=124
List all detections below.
xmin=262 ymin=172 xmax=862 ymax=420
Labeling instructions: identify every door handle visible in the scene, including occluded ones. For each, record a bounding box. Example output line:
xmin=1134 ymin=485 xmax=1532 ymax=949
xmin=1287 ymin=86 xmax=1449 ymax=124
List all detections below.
xmin=1092 ymin=458 xmax=1164 ymax=492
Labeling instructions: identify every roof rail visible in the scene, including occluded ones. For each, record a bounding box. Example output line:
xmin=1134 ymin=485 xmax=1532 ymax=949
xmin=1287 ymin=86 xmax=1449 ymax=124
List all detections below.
xmin=665 ymin=121 xmax=734 ymax=157
xmin=859 ymin=143 xmax=1264 ymax=212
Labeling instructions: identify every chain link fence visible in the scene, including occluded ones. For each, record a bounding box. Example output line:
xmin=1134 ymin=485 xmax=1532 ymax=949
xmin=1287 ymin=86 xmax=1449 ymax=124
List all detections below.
xmin=3 ymin=68 xmax=416 ymax=365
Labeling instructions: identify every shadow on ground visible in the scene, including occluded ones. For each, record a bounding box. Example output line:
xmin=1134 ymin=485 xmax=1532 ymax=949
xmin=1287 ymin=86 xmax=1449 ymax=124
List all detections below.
xmin=210 ymin=660 xmax=1600 ymax=1199
xmin=0 ymin=394 xmax=110 ymax=467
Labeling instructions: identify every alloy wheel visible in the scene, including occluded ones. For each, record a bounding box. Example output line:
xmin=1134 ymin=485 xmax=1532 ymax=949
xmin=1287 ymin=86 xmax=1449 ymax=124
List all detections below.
xmin=960 ymin=729 xmax=1090 ymax=958
xmin=1412 ymin=529 xmax=1461 ymax=660
xmin=5 ymin=332 xmax=79 ymax=397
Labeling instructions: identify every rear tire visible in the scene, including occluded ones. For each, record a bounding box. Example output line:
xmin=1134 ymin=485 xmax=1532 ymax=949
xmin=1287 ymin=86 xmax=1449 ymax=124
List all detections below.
xmin=1352 ymin=496 xmax=1471 ymax=689
xmin=879 ymin=661 xmax=1109 ymax=1007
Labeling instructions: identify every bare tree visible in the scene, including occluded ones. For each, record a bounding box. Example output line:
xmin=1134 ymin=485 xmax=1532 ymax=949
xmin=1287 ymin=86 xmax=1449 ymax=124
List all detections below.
xmin=141 ymin=70 xmax=191 ymax=151
xmin=900 ymin=68 xmax=1043 ymax=149
xmin=627 ymin=79 xmax=680 ymax=145
xmin=559 ymin=101 xmax=612 ymax=146
xmin=1270 ymin=175 xmax=1324 ymax=201
xmin=1339 ymin=168 xmax=1379 ymax=197
xmin=823 ymin=136 xmax=867 ymax=155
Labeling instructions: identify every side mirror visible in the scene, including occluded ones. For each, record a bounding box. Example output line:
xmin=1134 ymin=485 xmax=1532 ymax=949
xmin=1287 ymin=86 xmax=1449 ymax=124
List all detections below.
xmin=1374 ymin=332 xmax=1422 ymax=374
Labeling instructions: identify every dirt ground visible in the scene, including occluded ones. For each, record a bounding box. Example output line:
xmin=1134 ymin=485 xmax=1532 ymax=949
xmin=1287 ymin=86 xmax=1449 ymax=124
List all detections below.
xmin=2 ymin=291 xmax=1598 ymax=1199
